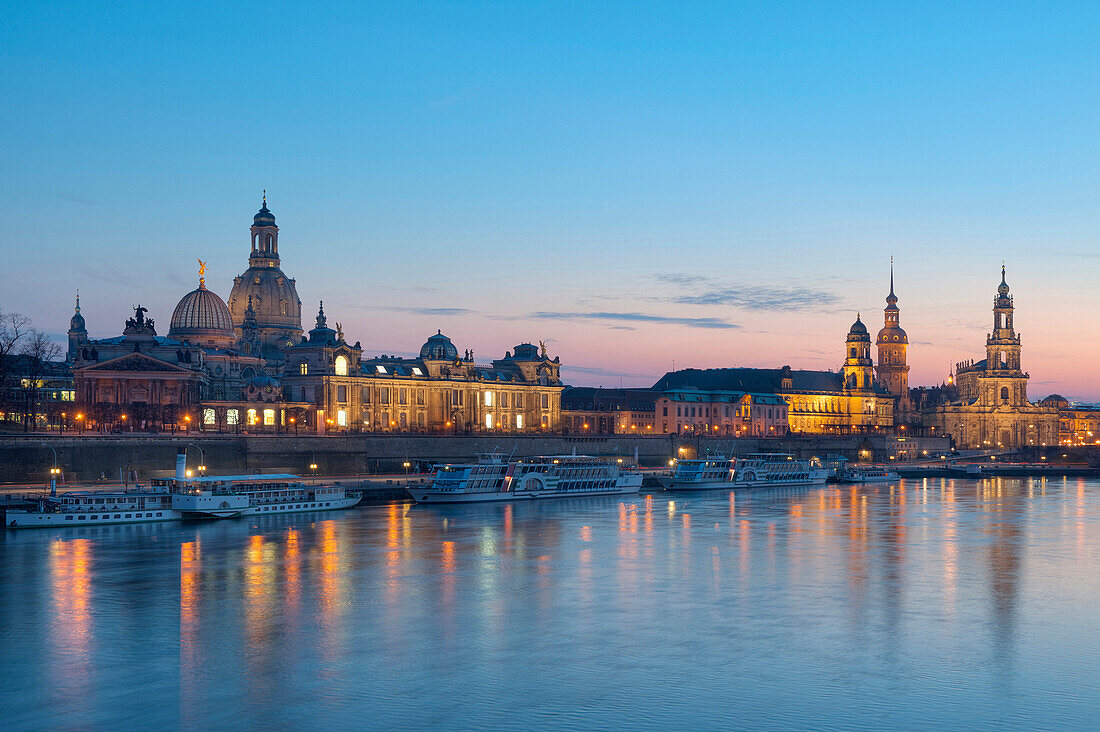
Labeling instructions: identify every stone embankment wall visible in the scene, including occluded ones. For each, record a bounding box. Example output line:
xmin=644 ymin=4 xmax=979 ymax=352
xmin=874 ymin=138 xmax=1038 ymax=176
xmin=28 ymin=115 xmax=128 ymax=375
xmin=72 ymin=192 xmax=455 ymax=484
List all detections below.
xmin=0 ymin=434 xmax=951 ymax=483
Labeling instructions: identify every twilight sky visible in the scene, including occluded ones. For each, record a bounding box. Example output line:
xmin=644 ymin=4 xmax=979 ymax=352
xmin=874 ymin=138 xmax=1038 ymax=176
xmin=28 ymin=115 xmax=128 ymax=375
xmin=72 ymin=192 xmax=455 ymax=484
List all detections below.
xmin=2 ymin=2 xmax=1099 ymax=398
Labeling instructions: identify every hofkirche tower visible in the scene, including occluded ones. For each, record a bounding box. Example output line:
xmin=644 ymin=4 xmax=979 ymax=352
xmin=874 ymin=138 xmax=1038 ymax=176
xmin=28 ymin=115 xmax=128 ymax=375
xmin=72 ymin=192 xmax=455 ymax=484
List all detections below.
xmin=875 ymin=259 xmax=912 ymax=419
xmin=925 ymin=265 xmax=1058 ymax=448
xmin=227 ymin=194 xmax=304 ymax=363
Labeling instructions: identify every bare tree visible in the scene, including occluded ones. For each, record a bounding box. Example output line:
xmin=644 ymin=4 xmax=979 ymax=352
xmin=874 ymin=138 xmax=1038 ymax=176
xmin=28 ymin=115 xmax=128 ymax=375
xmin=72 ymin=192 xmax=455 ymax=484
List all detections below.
xmin=0 ymin=310 xmax=30 ymax=413
xmin=20 ymin=329 xmax=63 ymax=431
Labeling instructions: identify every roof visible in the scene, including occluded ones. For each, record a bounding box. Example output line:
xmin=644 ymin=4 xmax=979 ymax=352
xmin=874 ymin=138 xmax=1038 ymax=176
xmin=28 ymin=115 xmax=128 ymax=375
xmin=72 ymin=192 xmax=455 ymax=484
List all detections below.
xmin=76 ymin=352 xmax=195 ymax=374
xmin=654 ymin=367 xmax=841 ymax=393
xmin=652 ymin=366 xmax=891 ymax=396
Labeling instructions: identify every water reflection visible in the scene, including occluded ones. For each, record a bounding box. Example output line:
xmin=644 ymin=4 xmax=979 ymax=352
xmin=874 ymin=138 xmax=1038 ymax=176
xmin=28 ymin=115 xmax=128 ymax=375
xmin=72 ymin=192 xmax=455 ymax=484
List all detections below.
xmin=5 ymin=480 xmax=1100 ymax=727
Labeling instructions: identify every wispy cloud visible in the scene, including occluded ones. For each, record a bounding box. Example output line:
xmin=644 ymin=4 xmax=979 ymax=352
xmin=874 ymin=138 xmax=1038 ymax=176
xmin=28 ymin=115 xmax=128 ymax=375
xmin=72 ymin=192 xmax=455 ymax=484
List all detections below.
xmin=353 ymin=305 xmax=475 ymax=316
xmin=673 ymin=286 xmax=840 ymax=310
xmin=654 ymin=274 xmax=840 ymax=311
xmin=529 ymin=311 xmax=739 ymax=329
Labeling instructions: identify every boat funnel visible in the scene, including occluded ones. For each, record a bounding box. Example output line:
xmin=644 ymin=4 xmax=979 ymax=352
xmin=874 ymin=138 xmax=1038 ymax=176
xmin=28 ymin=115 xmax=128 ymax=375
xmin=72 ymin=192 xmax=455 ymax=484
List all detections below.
xmin=176 ymin=448 xmax=187 ymax=480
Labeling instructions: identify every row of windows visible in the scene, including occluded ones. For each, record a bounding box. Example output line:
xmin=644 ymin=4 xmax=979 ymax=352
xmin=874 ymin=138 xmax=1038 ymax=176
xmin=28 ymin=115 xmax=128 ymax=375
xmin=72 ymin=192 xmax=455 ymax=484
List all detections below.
xmin=203 ymin=408 xmax=277 ymax=426
xmin=65 ymin=512 xmax=164 ymax=521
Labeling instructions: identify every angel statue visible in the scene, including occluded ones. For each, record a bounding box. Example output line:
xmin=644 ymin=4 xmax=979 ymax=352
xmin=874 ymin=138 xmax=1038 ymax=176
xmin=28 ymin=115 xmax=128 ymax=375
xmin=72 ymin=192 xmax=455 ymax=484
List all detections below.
xmin=197 ymin=259 xmax=207 ymax=286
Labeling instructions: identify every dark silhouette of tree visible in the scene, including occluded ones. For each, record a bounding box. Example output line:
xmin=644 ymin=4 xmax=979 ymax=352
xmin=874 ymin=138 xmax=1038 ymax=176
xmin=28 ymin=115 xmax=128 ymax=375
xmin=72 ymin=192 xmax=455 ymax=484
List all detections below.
xmin=19 ymin=329 xmax=62 ymax=431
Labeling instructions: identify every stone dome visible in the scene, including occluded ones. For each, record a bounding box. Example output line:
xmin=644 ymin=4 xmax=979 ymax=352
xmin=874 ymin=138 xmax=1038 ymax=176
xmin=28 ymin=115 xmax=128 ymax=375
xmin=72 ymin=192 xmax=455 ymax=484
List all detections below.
xmin=228 ymin=267 xmax=303 ymax=353
xmin=420 ymin=330 xmax=458 ymax=360
xmin=848 ymin=314 xmax=868 ymax=337
xmin=169 ymin=284 xmax=235 ymax=346
xmin=254 ymin=202 xmax=276 ymax=227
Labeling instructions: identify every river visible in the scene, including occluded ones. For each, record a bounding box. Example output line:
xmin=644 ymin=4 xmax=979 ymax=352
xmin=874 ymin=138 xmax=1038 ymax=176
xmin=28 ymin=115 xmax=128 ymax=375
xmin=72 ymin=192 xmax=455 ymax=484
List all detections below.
xmin=3 ymin=477 xmax=1100 ymax=729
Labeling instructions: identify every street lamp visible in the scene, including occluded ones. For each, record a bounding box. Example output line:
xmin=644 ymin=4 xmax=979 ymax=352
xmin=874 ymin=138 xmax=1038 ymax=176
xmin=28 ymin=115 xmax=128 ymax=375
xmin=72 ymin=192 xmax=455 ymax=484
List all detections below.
xmin=75 ymin=413 xmax=83 ymax=435
xmin=290 ymin=416 xmax=297 ymax=436
xmin=187 ymin=443 xmax=205 ymax=476
xmin=42 ymin=442 xmax=59 ymax=496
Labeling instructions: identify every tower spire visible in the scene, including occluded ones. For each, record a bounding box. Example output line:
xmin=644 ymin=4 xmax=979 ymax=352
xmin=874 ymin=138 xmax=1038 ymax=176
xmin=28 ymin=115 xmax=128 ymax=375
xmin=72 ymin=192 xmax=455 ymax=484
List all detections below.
xmin=75 ymin=290 xmax=80 ymax=314
xmin=262 ymin=189 xmax=266 ymax=208
xmin=890 ymin=255 xmax=895 ymax=296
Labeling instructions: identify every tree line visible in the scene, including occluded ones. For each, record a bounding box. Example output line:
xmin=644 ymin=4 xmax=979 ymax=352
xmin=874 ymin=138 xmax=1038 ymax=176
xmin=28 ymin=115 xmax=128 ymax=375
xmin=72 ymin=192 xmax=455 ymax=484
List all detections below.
xmin=0 ymin=308 xmax=65 ymax=431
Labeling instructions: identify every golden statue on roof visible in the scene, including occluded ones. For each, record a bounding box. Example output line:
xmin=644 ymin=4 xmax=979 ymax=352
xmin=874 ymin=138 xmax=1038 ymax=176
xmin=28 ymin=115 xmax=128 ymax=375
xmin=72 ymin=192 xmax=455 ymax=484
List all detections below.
xmin=197 ymin=258 xmax=207 ymax=287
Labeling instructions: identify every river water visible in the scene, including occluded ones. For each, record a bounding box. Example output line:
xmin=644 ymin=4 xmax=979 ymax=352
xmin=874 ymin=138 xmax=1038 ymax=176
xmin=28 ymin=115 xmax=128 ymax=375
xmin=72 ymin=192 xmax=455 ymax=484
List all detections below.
xmin=3 ymin=477 xmax=1100 ymax=729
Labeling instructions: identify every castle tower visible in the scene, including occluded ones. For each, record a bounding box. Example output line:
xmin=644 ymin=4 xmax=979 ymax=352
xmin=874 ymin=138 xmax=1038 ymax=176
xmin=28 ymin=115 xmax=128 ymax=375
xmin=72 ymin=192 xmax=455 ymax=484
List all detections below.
xmin=875 ymin=259 xmax=910 ymax=401
xmin=66 ymin=292 xmax=88 ymax=363
xmin=228 ymin=193 xmax=304 ymax=364
xmin=842 ymin=314 xmax=874 ymax=391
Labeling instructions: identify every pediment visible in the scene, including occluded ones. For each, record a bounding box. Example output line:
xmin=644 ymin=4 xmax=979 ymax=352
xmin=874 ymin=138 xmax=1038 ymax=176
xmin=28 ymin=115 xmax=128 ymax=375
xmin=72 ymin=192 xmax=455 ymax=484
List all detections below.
xmin=78 ymin=352 xmax=193 ymax=374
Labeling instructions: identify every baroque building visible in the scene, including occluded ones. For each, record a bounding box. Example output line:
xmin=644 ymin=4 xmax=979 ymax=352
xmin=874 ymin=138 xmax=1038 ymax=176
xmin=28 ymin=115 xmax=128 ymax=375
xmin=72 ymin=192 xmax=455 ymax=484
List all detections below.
xmin=227 ymin=195 xmax=303 ymax=363
xmin=652 ymin=316 xmax=894 ymax=434
xmin=69 ymin=267 xmax=310 ymax=432
xmin=281 ymin=312 xmax=564 ymax=432
xmin=923 ymin=267 xmax=1058 ymax=448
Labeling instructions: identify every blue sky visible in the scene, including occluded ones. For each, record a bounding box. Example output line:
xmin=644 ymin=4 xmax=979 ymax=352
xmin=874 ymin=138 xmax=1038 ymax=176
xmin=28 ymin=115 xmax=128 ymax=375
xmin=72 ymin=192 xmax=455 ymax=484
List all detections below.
xmin=3 ymin=2 xmax=1099 ymax=397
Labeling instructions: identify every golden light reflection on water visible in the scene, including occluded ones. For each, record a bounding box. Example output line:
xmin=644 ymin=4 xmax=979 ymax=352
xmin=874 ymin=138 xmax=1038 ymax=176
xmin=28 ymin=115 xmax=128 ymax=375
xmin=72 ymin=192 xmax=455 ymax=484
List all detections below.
xmin=50 ymin=538 xmax=92 ymax=702
xmin=319 ymin=521 xmax=339 ymax=613
xmin=285 ymin=529 xmax=301 ymax=610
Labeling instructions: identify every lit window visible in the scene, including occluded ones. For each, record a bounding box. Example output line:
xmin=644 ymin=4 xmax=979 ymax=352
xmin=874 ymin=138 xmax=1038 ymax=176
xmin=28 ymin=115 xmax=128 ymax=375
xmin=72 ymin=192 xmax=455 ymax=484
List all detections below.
xmin=337 ymin=410 xmax=347 ymax=427
xmin=247 ymin=408 xmax=258 ymax=424
xmin=376 ymin=365 xmax=387 ymax=374
xmin=263 ymin=409 xmax=275 ymax=426
xmin=485 ymin=414 xmax=493 ymax=429
xmin=299 ymin=363 xmax=308 ymax=375
xmin=516 ymin=414 xmax=524 ymax=429
xmin=484 ymin=391 xmax=493 ymax=407
xmin=227 ymin=409 xmax=239 ymax=425
xmin=335 ymin=355 xmax=348 ymax=376
xmin=412 ymin=367 xmax=423 ymax=376
xmin=203 ymin=408 xmax=216 ymax=425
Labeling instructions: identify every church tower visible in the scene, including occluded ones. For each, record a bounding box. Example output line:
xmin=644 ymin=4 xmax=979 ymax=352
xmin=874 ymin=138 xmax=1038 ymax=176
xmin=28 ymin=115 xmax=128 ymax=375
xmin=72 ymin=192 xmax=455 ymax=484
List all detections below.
xmin=228 ymin=193 xmax=304 ymax=365
xmin=842 ymin=314 xmax=874 ymax=391
xmin=875 ymin=259 xmax=911 ymax=414
xmin=982 ymin=265 xmax=1027 ymax=405
xmin=67 ymin=292 xmax=88 ymax=363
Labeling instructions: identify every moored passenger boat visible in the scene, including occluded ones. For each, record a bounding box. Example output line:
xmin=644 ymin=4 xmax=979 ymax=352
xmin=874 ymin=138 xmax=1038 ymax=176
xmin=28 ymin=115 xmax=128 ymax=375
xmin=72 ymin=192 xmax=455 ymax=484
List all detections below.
xmin=154 ymin=474 xmax=361 ymax=518
xmin=6 ymin=474 xmax=359 ymax=529
xmin=732 ymin=453 xmax=827 ymax=489
xmin=837 ymin=465 xmax=899 ymax=483
xmin=4 ymin=488 xmax=178 ymax=529
xmin=409 ymin=454 xmax=643 ymax=503
xmin=660 ymin=456 xmax=737 ymax=490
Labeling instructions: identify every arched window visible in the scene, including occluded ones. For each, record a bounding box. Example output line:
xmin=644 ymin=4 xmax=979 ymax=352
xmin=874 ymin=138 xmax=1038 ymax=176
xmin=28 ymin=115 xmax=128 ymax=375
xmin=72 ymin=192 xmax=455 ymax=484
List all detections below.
xmin=1000 ymin=386 xmax=1009 ymax=401
xmin=334 ymin=355 xmax=348 ymax=376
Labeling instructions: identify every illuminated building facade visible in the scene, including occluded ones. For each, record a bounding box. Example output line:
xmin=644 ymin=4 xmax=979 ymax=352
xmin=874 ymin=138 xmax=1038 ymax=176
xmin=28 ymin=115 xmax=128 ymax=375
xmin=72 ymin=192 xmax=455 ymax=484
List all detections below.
xmin=283 ymin=325 xmax=564 ymax=433
xmin=653 ymin=389 xmax=788 ymax=435
xmin=561 ymin=387 xmax=658 ymax=434
xmin=923 ymin=267 xmax=1059 ymax=448
xmin=70 ymin=276 xmax=310 ymax=432
xmin=280 ymin=302 xmax=364 ymax=432
xmin=1039 ymin=395 xmax=1100 ymax=446
xmin=653 ymin=317 xmax=894 ymax=434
